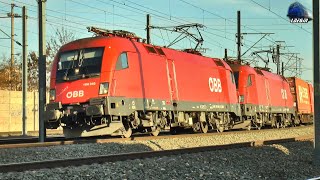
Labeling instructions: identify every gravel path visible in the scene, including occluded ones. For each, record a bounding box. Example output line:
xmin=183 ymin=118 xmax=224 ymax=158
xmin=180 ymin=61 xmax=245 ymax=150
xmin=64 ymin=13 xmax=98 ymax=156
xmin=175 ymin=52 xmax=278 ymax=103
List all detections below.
xmin=0 ymin=126 xmax=313 ymax=164
xmin=0 ymin=140 xmax=319 ymax=179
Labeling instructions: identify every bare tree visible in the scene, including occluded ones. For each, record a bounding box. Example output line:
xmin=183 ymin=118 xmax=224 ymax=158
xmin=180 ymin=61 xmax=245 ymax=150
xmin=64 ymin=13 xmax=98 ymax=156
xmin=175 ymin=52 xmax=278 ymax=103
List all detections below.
xmin=0 ymin=54 xmax=22 ymax=90
xmin=46 ymin=27 xmax=77 ymax=89
xmin=0 ymin=54 xmax=10 ymax=90
xmin=0 ymin=27 xmax=77 ymax=91
xmin=47 ymin=27 xmax=76 ymax=60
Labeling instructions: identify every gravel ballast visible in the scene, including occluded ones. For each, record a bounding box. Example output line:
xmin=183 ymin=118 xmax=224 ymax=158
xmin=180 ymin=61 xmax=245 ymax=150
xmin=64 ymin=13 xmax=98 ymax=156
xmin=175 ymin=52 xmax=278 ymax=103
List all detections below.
xmin=0 ymin=140 xmax=319 ymax=179
xmin=0 ymin=126 xmax=313 ymax=164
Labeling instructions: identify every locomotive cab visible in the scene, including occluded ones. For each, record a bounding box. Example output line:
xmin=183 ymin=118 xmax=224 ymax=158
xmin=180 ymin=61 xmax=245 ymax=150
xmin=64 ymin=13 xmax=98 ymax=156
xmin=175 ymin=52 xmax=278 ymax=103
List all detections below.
xmin=45 ymin=34 xmax=137 ymax=137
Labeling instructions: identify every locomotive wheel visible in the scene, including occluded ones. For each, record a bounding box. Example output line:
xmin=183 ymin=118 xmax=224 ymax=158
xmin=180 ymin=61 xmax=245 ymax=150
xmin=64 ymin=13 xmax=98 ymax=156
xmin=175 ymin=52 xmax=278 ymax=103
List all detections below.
xmin=216 ymin=124 xmax=224 ymax=133
xmin=257 ymin=123 xmax=262 ymax=130
xmin=200 ymin=121 xmax=208 ymax=133
xmin=247 ymin=124 xmax=252 ymax=131
xmin=150 ymin=126 xmax=161 ymax=136
xmin=193 ymin=122 xmax=201 ymax=132
xmin=150 ymin=113 xmax=161 ymax=136
xmin=122 ymin=122 xmax=132 ymax=138
xmin=275 ymin=121 xmax=280 ymax=129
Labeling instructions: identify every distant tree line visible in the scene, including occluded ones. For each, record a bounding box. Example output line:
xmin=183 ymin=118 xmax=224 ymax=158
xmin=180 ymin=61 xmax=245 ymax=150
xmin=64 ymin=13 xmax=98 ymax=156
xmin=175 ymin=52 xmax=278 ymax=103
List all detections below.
xmin=0 ymin=27 xmax=76 ymax=91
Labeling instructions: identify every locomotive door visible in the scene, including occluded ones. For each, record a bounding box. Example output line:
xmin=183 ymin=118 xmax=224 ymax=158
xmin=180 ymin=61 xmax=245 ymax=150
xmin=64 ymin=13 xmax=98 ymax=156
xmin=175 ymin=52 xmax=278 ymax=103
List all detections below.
xmin=166 ymin=59 xmax=179 ymax=102
xmin=110 ymin=51 xmax=138 ymax=97
xmin=281 ymin=81 xmax=288 ymax=107
xmin=265 ymin=79 xmax=271 ymax=106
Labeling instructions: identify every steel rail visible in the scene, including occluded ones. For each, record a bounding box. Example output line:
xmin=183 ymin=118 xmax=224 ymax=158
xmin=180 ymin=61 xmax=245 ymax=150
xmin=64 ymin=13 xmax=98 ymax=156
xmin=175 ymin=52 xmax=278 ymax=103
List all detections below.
xmin=0 ymin=135 xmax=313 ymax=173
xmin=0 ymin=137 xmax=64 ymax=145
xmin=0 ymin=125 xmax=312 ymax=149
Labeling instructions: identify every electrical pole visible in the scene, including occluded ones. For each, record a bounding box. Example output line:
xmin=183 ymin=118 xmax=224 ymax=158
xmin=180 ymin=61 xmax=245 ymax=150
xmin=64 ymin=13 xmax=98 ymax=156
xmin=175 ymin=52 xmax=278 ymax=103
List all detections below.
xmin=6 ymin=4 xmax=21 ymax=91
xmin=295 ymin=54 xmax=298 ymax=76
xmin=237 ymin=11 xmax=241 ymax=63
xmin=11 ymin=4 xmax=14 ymax=90
xmin=22 ymin=6 xmax=27 ymax=136
xmin=299 ymin=58 xmax=302 ymax=77
xmin=313 ymin=0 xmax=320 ymax=166
xmin=10 ymin=4 xmax=15 ymax=91
xmin=224 ymin=48 xmax=228 ymax=61
xmin=281 ymin=62 xmax=284 ymax=76
xmin=276 ymin=44 xmax=280 ymax=75
xmin=38 ymin=0 xmax=47 ymax=142
xmin=146 ymin=14 xmax=151 ymax=44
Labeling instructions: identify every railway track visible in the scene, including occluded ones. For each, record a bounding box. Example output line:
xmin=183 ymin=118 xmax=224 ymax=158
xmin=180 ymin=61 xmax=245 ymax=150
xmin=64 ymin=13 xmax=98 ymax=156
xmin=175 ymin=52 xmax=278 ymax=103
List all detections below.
xmin=0 ymin=136 xmax=64 ymax=145
xmin=0 ymin=135 xmax=312 ymax=173
xmin=0 ymin=125 xmax=312 ymax=149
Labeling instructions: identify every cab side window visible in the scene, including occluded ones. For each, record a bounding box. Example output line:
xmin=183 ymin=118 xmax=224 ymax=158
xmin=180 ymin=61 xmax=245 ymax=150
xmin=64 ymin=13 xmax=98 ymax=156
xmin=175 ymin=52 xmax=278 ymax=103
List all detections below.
xmin=247 ymin=75 xmax=252 ymax=86
xmin=230 ymin=71 xmax=235 ymax=84
xmin=116 ymin=52 xmax=129 ymax=70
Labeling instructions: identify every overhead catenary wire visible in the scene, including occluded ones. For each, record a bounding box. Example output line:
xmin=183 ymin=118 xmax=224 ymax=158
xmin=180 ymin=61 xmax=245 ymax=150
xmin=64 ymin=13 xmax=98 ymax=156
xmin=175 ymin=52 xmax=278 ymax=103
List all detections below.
xmin=175 ymin=0 xmax=293 ymax=46
xmin=3 ymin=0 xmax=256 ymax=55
xmin=173 ymin=0 xmax=309 ymax=77
xmin=100 ymin=0 xmax=243 ymax=42
xmin=68 ymin=0 xmax=145 ymax=24
xmin=1 ymin=0 xmax=145 ymax=37
xmin=0 ymin=0 xmax=308 ymax=68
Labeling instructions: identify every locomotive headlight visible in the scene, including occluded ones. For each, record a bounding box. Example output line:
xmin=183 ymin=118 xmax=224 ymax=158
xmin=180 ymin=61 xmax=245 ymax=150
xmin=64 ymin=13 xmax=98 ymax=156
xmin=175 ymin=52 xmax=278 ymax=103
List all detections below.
xmin=74 ymin=68 xmax=80 ymax=74
xmin=99 ymin=82 xmax=109 ymax=95
xmin=49 ymin=89 xmax=56 ymax=101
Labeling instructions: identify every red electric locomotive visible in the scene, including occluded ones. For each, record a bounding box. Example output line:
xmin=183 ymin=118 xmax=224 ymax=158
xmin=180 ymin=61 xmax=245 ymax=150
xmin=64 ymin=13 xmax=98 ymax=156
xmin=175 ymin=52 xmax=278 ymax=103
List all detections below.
xmin=229 ymin=62 xmax=295 ymax=129
xmin=45 ymin=27 xmax=245 ymax=138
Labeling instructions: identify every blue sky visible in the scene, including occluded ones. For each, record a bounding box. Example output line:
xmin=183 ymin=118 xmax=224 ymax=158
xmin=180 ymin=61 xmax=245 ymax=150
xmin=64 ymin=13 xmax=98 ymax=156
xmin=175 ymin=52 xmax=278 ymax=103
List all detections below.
xmin=0 ymin=0 xmax=313 ymax=82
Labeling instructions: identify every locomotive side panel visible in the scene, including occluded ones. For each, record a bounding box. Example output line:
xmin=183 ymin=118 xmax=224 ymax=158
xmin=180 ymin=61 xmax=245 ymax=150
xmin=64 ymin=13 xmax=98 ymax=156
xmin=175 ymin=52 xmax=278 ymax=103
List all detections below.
xmin=235 ymin=66 xmax=270 ymax=115
xmin=108 ymin=41 xmax=173 ymax=114
xmin=174 ymin=59 xmax=223 ymax=103
xmin=133 ymin=43 xmax=171 ymax=100
xmin=266 ymin=77 xmax=283 ymax=108
xmin=216 ymin=59 xmax=239 ymax=106
xmin=282 ymin=79 xmax=294 ymax=110
xmin=241 ymin=67 xmax=258 ymax=105
xmin=164 ymin=50 xmax=236 ymax=105
xmin=262 ymin=71 xmax=293 ymax=112
xmin=256 ymin=75 xmax=270 ymax=108
xmin=110 ymin=51 xmax=144 ymax=97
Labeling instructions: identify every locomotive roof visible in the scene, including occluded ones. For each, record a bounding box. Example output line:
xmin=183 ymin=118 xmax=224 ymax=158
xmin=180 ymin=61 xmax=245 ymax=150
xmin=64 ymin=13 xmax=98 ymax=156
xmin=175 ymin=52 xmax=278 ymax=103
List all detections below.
xmin=58 ymin=35 xmax=230 ymax=70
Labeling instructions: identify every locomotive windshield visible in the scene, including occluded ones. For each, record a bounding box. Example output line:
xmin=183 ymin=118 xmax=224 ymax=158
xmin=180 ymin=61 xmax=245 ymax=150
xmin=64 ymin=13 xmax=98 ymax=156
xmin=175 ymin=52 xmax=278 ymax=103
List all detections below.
xmin=56 ymin=47 xmax=104 ymax=83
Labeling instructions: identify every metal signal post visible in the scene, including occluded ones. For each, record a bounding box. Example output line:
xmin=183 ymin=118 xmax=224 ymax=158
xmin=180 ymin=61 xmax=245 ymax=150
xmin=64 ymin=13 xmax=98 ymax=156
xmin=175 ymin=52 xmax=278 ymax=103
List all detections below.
xmin=10 ymin=4 xmax=14 ymax=91
xmin=237 ymin=11 xmax=241 ymax=63
xmin=22 ymin=6 xmax=27 ymax=136
xmin=38 ymin=0 xmax=47 ymax=142
xmin=146 ymin=14 xmax=151 ymax=44
xmin=276 ymin=44 xmax=280 ymax=75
